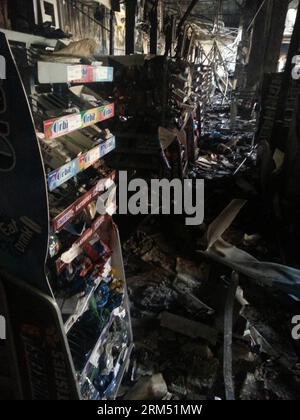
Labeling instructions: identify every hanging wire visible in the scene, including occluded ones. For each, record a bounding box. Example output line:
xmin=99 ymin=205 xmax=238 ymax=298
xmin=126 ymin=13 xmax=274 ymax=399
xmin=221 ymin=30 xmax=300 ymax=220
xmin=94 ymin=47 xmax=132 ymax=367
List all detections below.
xmin=247 ymin=0 xmax=267 ymax=32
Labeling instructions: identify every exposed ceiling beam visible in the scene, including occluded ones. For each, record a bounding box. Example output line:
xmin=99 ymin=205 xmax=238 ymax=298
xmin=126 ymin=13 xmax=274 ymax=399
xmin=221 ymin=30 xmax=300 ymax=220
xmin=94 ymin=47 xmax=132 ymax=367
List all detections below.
xmin=177 ymin=0 xmax=201 ymax=35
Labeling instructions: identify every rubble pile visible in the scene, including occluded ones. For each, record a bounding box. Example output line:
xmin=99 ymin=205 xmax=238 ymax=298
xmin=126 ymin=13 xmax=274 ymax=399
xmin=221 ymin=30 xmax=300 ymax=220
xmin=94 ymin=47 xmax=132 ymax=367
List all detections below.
xmin=116 ymin=94 xmax=300 ymax=401
xmin=190 ymin=102 xmax=258 ymax=180
xmin=117 ymin=213 xmax=300 ymax=401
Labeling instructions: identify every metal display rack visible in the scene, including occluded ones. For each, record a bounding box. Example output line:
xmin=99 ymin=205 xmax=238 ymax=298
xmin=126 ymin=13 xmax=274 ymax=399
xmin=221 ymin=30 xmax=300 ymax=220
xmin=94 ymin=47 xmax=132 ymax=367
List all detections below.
xmin=0 ymin=31 xmax=133 ymax=401
xmin=98 ymin=54 xmax=203 ymax=179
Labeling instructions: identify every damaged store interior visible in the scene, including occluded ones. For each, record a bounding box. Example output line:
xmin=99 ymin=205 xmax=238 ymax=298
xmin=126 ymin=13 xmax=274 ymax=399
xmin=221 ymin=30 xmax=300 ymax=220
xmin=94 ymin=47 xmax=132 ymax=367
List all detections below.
xmin=0 ymin=0 xmax=300 ymax=401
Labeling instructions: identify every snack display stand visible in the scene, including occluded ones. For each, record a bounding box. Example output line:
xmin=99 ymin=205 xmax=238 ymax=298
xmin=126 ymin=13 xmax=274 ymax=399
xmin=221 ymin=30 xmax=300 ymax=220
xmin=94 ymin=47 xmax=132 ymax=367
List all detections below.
xmin=0 ymin=31 xmax=133 ymax=401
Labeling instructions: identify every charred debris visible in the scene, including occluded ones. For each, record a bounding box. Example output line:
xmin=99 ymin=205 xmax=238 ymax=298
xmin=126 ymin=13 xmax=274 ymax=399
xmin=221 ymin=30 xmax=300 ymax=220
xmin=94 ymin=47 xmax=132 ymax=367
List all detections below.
xmin=116 ymin=92 xmax=300 ymax=400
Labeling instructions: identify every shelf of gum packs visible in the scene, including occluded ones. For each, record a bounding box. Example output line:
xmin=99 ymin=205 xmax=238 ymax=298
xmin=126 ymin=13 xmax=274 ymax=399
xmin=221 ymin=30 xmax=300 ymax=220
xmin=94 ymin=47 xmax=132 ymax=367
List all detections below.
xmin=34 ymin=57 xmax=133 ymax=399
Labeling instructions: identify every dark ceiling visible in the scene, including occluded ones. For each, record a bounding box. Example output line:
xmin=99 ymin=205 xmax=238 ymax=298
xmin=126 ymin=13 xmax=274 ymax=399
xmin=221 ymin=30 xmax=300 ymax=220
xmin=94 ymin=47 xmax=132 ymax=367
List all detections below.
xmin=164 ymin=0 xmax=243 ymax=28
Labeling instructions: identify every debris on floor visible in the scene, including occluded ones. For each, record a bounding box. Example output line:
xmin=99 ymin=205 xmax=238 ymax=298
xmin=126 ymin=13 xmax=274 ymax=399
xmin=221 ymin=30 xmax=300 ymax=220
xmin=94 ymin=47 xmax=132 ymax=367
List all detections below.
xmin=190 ymin=105 xmax=257 ymax=180
xmin=114 ymin=96 xmax=300 ymax=401
xmin=125 ymin=374 xmax=168 ymax=401
xmin=117 ymin=210 xmax=300 ymax=400
xmin=117 ymin=93 xmax=300 ymax=396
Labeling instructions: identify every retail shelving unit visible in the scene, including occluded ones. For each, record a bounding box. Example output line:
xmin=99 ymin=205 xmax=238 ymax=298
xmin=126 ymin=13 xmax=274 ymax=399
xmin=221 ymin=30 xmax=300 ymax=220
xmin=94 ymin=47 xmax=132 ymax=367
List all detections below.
xmin=95 ymin=54 xmax=200 ymax=179
xmin=0 ymin=31 xmax=132 ymax=401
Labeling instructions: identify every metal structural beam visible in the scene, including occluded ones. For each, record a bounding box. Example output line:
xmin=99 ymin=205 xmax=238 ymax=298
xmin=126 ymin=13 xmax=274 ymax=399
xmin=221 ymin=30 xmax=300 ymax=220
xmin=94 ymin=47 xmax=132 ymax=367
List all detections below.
xmin=264 ymin=0 xmax=289 ymax=74
xmin=271 ymin=0 xmax=300 ymax=148
xmin=165 ymin=0 xmax=241 ymax=27
xmin=244 ymin=0 xmax=288 ymax=91
xmin=125 ymin=0 xmax=137 ymax=55
xmin=245 ymin=0 xmax=271 ymax=90
xmin=150 ymin=0 xmax=159 ymax=55
xmin=176 ymin=0 xmax=200 ymax=36
xmin=110 ymin=9 xmax=115 ymax=55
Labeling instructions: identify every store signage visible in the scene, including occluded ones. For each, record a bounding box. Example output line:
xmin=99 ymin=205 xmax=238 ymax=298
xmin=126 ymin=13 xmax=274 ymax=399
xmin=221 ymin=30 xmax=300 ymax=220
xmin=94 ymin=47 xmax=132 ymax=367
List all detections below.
xmin=44 ymin=103 xmax=115 ymax=140
xmin=44 ymin=114 xmax=81 ymax=139
xmin=100 ymin=135 xmax=116 ymax=156
xmin=54 ymin=208 xmax=74 ymax=232
xmin=67 ymin=65 xmax=114 ymax=84
xmin=48 ymin=160 xmax=78 ymax=191
xmin=82 ymin=108 xmax=98 ymax=125
xmin=53 ymin=114 xmax=82 ymax=137
xmin=100 ymin=103 xmax=115 ymax=120
xmin=79 ymin=146 xmax=101 ymax=171
xmin=67 ymin=65 xmax=85 ymax=82
xmin=95 ymin=66 xmax=110 ymax=81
